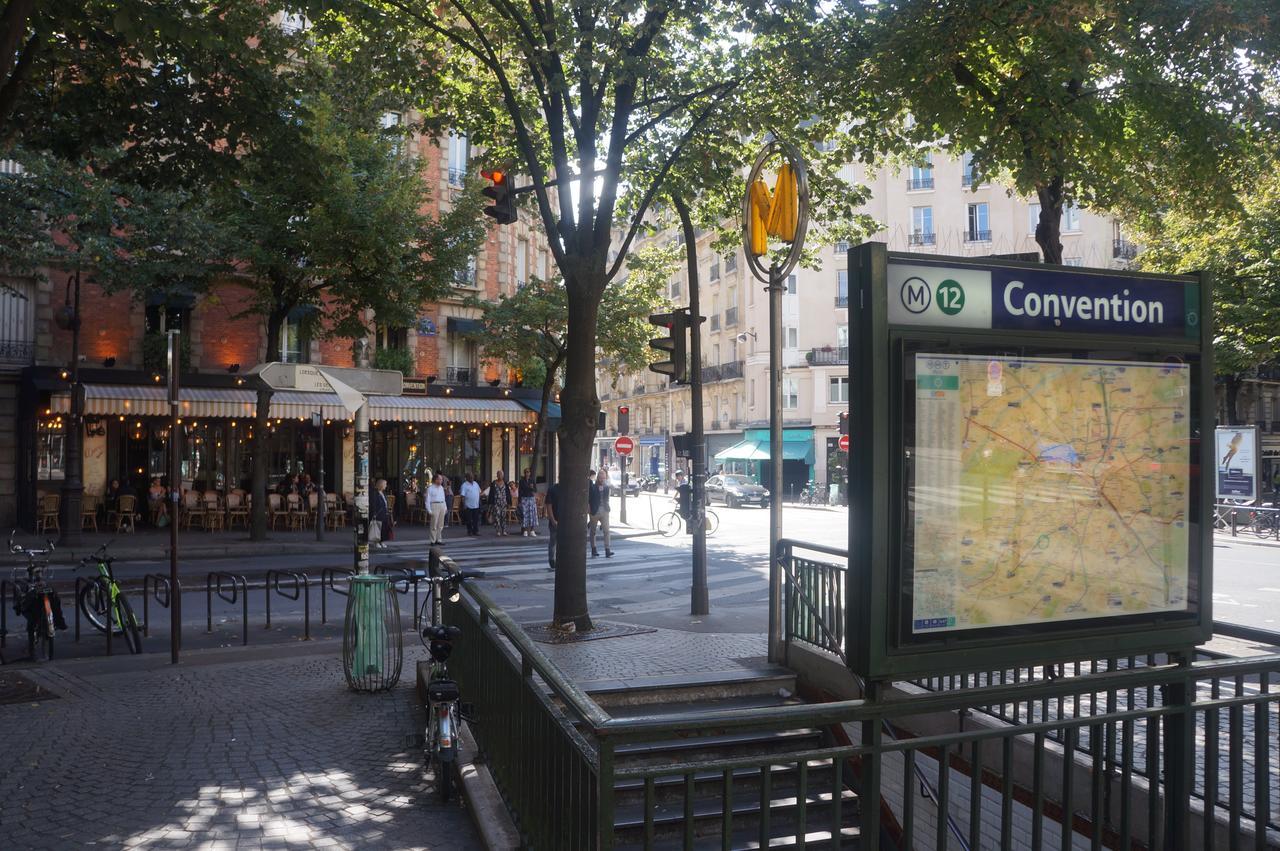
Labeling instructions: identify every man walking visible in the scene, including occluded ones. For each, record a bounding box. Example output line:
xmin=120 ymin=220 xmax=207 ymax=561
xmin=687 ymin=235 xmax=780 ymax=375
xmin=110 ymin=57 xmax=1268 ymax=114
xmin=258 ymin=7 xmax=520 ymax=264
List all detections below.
xmin=588 ymin=468 xmax=613 ymax=557
xmin=460 ymin=472 xmax=481 ymax=536
xmin=545 ymin=479 xmax=560 ymax=571
xmin=426 ymin=473 xmax=448 ymax=545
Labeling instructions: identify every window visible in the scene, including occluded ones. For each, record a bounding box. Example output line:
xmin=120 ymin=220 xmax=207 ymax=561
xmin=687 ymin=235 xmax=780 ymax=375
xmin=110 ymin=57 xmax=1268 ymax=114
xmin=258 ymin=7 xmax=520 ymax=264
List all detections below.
xmin=37 ymin=430 xmax=65 ymax=480
xmin=836 ymin=270 xmax=848 ymax=306
xmin=670 ymin=278 xmax=682 ymax=299
xmin=380 ymin=112 xmax=403 ymax=155
xmin=279 ymin=12 xmax=308 ymax=33
xmin=786 ymin=275 xmax=797 ymax=295
xmin=910 ymin=206 xmax=934 ymax=245
xmin=829 ymin=376 xmax=849 ymax=404
xmin=1063 ymin=201 xmax=1082 ymax=232
xmin=1063 ymin=257 xmax=1085 ymax=267
xmin=837 ymin=325 xmax=849 ymax=348
xmin=455 ymin=255 xmax=478 ymax=288
xmin=834 ymin=240 xmax=850 ymax=254
xmin=447 ymin=132 xmax=469 ymax=187
xmin=709 ymin=259 xmax=720 ymax=281
xmin=785 ymin=326 xmax=799 ymax=348
xmin=749 ymin=379 xmax=756 ymax=407
xmin=712 ymin=343 xmax=720 ymax=365
xmin=724 ymin=252 xmax=737 ymax=272
xmin=448 ymin=335 xmax=477 ymax=384
xmin=0 ymin=280 xmax=33 ymax=364
xmin=516 ymin=238 xmax=528 ymax=288
xmin=537 ymin=251 xmax=547 ymax=281
xmin=1028 ymin=203 xmax=1041 ymax=235
xmin=908 ymin=153 xmax=934 ymax=190
xmin=783 ymin=378 xmax=799 ymax=410
xmin=280 ymin=309 xmax=311 ymax=363
xmin=966 ymin=203 xmax=990 ymax=241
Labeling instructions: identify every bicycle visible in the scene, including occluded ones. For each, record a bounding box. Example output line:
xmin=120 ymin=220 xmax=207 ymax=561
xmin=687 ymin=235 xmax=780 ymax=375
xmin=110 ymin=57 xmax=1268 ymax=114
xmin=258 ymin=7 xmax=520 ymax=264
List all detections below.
xmin=417 ymin=552 xmax=485 ymax=802
xmin=8 ymin=532 xmax=64 ymax=662
xmin=656 ymin=503 xmax=719 ymax=537
xmin=77 ymin=543 xmax=142 ymax=654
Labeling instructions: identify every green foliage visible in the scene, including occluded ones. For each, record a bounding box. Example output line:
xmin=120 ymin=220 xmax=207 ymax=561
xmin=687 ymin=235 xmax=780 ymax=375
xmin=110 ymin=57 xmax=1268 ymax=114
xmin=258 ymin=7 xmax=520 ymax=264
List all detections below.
xmin=1131 ymin=160 xmax=1280 ymax=381
xmin=371 ymin=345 xmax=416 ymax=376
xmin=141 ymin=331 xmax=192 ymax=373
xmin=845 ymin=1 xmax=1280 ymax=262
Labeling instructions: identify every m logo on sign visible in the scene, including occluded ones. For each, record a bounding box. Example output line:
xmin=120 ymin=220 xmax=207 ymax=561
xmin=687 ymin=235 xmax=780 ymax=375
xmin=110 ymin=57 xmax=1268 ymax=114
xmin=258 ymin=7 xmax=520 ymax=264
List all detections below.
xmin=901 ymin=276 xmax=931 ymax=314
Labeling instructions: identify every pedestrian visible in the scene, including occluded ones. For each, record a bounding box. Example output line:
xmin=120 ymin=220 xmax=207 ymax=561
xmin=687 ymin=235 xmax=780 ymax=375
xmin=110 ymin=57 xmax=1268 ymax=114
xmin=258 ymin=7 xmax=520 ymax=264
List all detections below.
xmin=588 ymin=468 xmax=613 ymax=557
xmin=370 ymin=478 xmax=390 ymax=549
xmin=426 ymin=473 xmax=448 ymax=545
xmin=545 ymin=479 xmax=560 ymax=571
xmin=460 ymin=472 xmax=482 ymax=536
xmin=489 ymin=470 xmax=510 ymax=536
xmin=518 ymin=468 xmax=538 ymax=537
xmin=674 ymin=469 xmax=694 ymax=535
xmin=441 ymin=476 xmax=454 ymax=527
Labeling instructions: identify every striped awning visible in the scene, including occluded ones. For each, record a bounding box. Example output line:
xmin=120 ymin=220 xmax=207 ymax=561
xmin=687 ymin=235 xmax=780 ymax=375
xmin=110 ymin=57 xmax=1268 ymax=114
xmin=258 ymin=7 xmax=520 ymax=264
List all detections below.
xmin=51 ymin=385 xmax=259 ymax=418
xmin=268 ymin=391 xmax=349 ymax=420
xmin=367 ymin=395 xmax=532 ymax=424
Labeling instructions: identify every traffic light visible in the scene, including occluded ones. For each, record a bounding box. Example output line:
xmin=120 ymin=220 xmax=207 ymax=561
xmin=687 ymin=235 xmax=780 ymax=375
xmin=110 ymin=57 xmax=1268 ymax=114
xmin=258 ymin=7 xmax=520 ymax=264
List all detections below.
xmin=597 ymin=411 xmax=606 ymax=432
xmin=648 ymin=310 xmax=689 ymax=383
xmin=618 ymin=405 xmax=630 ymax=435
xmin=480 ymin=169 xmax=517 ymax=225
xmin=838 ymin=410 xmax=849 ymax=436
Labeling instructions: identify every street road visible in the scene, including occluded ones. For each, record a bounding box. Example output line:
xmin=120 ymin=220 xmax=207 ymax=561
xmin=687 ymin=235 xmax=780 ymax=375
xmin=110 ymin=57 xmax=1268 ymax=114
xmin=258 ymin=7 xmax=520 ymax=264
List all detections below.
xmin=7 ymin=494 xmax=1277 ymax=662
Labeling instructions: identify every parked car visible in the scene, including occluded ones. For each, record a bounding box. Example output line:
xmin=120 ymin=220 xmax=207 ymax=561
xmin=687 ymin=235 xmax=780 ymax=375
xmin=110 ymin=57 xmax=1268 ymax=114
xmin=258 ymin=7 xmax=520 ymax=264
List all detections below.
xmin=705 ymin=474 xmax=769 ymax=508
xmin=608 ymin=471 xmax=642 ymax=497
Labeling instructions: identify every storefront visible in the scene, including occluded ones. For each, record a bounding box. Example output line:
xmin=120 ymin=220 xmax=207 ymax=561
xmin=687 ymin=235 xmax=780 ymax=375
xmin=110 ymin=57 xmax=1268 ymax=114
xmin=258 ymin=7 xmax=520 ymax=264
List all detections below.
xmin=18 ymin=366 xmax=544 ymax=528
xmin=714 ymin=426 xmax=814 ymax=498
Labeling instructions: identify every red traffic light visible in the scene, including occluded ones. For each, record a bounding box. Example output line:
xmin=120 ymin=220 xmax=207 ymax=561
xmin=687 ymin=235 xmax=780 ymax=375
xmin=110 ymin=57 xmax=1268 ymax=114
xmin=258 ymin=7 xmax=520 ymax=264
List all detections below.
xmin=481 ymin=169 xmax=506 ymax=185
xmin=619 ymin=406 xmax=629 ymax=414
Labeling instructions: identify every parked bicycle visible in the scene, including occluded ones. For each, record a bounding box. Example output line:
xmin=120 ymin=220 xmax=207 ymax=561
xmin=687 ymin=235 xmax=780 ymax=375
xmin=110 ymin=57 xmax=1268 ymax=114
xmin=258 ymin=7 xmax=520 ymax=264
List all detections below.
xmin=656 ymin=502 xmax=719 ymax=537
xmin=77 ymin=543 xmax=142 ymax=654
xmin=798 ymin=481 xmax=828 ymax=505
xmin=417 ymin=553 xmax=485 ymax=802
xmin=8 ymin=532 xmax=66 ymax=661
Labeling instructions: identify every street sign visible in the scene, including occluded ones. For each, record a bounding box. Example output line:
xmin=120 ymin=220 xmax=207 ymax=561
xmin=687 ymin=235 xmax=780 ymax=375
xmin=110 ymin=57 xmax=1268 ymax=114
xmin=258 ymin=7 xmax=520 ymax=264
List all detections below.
xmin=614 ymin=435 xmax=634 ymax=455
xmin=249 ymin=362 xmax=403 ymax=396
xmin=838 ymin=434 xmax=850 ymax=452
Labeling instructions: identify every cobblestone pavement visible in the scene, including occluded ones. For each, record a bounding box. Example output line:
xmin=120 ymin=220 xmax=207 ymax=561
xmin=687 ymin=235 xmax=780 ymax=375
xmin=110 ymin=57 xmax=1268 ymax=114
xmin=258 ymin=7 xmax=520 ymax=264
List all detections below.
xmin=0 ymin=644 xmax=479 ymax=850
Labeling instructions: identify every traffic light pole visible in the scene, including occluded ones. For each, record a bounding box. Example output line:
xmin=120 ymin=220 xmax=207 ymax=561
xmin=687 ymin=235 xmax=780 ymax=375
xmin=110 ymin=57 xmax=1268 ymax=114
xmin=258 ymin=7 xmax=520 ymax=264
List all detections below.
xmin=674 ymin=196 xmax=709 ymax=616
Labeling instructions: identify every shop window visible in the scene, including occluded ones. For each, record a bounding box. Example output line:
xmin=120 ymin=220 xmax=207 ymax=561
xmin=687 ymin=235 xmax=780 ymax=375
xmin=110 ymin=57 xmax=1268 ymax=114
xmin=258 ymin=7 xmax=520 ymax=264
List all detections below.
xmin=280 ymin=308 xmax=313 ymax=363
xmin=37 ymin=429 xmax=65 ymax=480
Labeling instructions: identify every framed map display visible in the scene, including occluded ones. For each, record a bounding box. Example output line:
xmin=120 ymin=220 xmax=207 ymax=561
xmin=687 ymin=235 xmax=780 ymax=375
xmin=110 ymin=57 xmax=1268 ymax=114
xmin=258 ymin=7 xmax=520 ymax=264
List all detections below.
xmin=843 ymin=244 xmax=1213 ymax=680
xmin=905 ymin=353 xmax=1193 ymax=638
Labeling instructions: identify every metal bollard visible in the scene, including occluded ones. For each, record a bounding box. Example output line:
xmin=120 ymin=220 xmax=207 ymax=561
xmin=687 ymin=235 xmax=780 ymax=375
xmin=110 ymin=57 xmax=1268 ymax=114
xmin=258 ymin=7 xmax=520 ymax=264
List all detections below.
xmin=265 ymin=570 xmax=311 ymax=641
xmin=206 ymin=571 xmax=248 ymax=646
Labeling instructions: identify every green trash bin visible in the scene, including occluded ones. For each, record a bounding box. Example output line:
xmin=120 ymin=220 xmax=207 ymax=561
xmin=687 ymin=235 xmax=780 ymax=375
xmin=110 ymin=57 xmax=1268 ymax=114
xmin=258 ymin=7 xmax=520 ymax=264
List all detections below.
xmin=342 ymin=574 xmax=403 ymax=692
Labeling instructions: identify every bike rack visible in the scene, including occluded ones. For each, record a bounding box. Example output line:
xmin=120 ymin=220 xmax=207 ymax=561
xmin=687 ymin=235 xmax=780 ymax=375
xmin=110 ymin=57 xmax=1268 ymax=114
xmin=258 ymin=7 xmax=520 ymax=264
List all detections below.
xmin=264 ymin=570 xmax=311 ymax=641
xmin=320 ymin=567 xmax=355 ymax=625
xmin=206 ymin=571 xmax=248 ymax=646
xmin=142 ymin=573 xmax=179 ymax=638
xmin=72 ymin=576 xmax=114 ymax=656
xmin=0 ymin=579 xmax=8 ymax=649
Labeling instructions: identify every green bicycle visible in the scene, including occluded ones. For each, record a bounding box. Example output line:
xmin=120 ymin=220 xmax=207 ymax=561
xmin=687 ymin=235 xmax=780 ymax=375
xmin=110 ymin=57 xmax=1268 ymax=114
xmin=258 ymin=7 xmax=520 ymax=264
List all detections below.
xmin=77 ymin=543 xmax=142 ymax=654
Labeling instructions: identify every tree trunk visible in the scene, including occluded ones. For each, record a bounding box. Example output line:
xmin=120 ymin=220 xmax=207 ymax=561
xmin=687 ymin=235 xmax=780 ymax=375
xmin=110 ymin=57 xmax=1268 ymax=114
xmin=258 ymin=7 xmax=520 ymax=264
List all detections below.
xmin=250 ymin=311 xmax=285 ymax=540
xmin=1034 ymin=177 xmax=1066 ymax=265
xmin=1225 ymin=374 xmax=1244 ymax=425
xmin=553 ymin=289 xmax=600 ymax=631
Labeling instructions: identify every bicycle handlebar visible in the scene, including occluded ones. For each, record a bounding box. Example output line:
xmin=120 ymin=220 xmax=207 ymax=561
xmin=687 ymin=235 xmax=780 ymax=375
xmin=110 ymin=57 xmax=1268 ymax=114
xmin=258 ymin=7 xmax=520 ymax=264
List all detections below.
xmin=8 ymin=529 xmax=54 ymax=557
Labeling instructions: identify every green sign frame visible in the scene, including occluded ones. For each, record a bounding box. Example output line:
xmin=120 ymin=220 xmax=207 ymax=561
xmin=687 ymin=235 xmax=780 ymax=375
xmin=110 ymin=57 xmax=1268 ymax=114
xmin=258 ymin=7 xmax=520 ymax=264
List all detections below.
xmin=846 ymin=243 xmax=1213 ymax=680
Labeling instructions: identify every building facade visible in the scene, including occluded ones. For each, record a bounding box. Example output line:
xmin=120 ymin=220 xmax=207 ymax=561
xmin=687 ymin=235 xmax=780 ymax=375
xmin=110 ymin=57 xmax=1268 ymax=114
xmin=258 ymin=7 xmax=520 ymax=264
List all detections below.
xmin=598 ymin=152 xmax=1133 ymax=499
xmin=0 ymin=128 xmax=557 ymax=530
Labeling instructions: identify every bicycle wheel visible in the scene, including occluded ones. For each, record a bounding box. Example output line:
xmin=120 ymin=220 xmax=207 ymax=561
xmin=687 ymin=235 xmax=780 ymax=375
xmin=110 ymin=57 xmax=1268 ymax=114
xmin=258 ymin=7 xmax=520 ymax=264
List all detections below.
xmin=77 ymin=580 xmax=117 ymax=634
xmin=657 ymin=511 xmax=682 ymax=537
xmin=115 ymin=595 xmax=142 ymax=654
xmin=438 ymin=756 xmax=453 ymax=802
xmin=1255 ymin=515 xmax=1278 ymax=540
xmin=28 ymin=627 xmax=52 ymax=662
xmin=704 ymin=510 xmax=720 ymax=536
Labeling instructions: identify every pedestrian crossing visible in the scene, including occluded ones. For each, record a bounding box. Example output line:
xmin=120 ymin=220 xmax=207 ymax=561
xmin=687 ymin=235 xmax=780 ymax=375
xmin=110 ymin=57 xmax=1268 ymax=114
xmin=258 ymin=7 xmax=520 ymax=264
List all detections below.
xmin=395 ymin=529 xmax=772 ymax=618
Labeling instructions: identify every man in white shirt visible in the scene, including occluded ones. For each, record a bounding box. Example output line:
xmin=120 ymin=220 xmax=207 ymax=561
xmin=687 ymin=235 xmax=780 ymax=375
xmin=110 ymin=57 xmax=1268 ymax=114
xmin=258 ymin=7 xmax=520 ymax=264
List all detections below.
xmin=426 ymin=473 xmax=448 ymax=545
xmin=460 ymin=472 xmax=482 ymax=536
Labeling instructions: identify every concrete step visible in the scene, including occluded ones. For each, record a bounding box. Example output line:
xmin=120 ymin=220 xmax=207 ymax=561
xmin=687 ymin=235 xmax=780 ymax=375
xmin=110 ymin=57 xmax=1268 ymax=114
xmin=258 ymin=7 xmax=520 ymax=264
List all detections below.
xmin=612 ymin=758 xmax=839 ymax=810
xmin=612 ymin=786 xmax=860 ymax=846
xmin=584 ymin=667 xmax=797 ymax=709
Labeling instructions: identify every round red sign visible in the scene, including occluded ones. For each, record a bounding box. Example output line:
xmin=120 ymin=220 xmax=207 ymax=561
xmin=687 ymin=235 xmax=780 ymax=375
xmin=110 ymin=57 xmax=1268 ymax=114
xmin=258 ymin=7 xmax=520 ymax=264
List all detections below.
xmin=838 ymin=434 xmax=850 ymax=452
xmin=614 ymin=436 xmax=634 ymax=455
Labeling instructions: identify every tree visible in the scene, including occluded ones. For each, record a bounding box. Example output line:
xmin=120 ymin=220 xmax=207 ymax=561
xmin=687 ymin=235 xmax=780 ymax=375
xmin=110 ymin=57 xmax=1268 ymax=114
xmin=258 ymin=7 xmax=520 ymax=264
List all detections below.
xmin=215 ymin=76 xmax=488 ymax=538
xmin=1130 ymin=159 xmax=1280 ymax=424
xmin=469 ymin=244 xmax=676 ymax=484
xmin=2 ymin=1 xmax=301 ymax=188
xmin=850 ymin=1 xmax=1280 ymax=263
xmin=326 ymin=0 xmax=876 ymax=630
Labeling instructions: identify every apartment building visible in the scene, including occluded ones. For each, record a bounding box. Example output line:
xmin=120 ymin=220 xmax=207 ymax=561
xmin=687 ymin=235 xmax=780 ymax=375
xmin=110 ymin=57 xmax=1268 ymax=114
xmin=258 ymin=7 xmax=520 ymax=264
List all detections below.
xmin=0 ymin=128 xmax=557 ymax=530
xmin=599 ymin=152 xmax=1130 ymax=498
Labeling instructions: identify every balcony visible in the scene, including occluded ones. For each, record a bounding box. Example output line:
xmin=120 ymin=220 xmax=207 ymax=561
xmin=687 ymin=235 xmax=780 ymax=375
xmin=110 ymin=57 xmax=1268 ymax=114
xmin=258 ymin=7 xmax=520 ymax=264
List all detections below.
xmin=448 ymin=167 xmax=468 ymax=187
xmin=965 ymin=230 xmax=992 ymax=243
xmin=908 ymin=232 xmax=936 ymax=246
xmin=805 ymin=346 xmax=849 ymax=366
xmin=719 ymin=360 xmax=744 ymax=381
xmin=724 ymin=307 xmax=738 ymax=327
xmin=834 ymin=294 xmax=848 ymax=308
xmin=709 ymin=314 xmax=720 ymax=331
xmin=699 ymin=364 xmax=722 ymax=383
xmin=906 ymin=176 xmax=934 ymax=191
xmin=0 ymin=338 xmax=34 ymax=366
xmin=444 ymin=366 xmax=475 ymax=385
xmin=1113 ymin=239 xmax=1138 ymax=260
xmin=962 ymin=172 xmax=980 ymax=187
xmin=633 ymin=384 xmax=646 ymax=395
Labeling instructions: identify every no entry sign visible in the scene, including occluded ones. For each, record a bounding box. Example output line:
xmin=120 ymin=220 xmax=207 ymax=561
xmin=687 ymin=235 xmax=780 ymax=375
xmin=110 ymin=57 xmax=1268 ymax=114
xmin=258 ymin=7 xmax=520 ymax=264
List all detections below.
xmin=838 ymin=434 xmax=850 ymax=452
xmin=614 ymin=435 xmax=634 ymax=455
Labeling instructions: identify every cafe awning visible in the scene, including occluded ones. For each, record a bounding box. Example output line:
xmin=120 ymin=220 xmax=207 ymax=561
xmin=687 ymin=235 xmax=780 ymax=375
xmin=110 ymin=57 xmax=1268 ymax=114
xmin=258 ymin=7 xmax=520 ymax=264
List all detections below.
xmin=367 ymin=395 xmax=532 ymax=424
xmin=714 ymin=439 xmax=814 ymax=464
xmin=50 ymin=385 xmax=258 ymax=418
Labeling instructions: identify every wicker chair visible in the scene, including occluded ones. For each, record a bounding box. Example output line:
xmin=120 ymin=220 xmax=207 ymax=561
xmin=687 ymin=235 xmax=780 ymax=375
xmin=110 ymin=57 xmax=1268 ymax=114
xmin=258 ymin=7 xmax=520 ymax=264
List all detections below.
xmin=286 ymin=493 xmax=306 ymax=530
xmin=113 ymin=494 xmax=138 ymax=533
xmin=267 ymin=492 xmax=286 ymax=529
xmin=181 ymin=491 xmax=205 ymax=530
xmin=226 ymin=491 xmax=249 ymax=529
xmin=449 ymin=494 xmax=463 ymax=525
xmin=404 ymin=491 xmax=428 ymax=525
xmin=325 ymin=493 xmax=346 ymax=530
xmin=202 ymin=492 xmax=224 ymax=531
xmin=81 ymin=494 xmax=99 ymax=532
xmin=36 ymin=493 xmax=60 ymax=533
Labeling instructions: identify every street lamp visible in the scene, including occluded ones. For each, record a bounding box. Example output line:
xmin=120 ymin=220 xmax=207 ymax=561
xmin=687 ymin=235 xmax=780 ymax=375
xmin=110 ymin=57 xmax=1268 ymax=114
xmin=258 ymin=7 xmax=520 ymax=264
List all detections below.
xmin=53 ymin=270 xmax=83 ymax=547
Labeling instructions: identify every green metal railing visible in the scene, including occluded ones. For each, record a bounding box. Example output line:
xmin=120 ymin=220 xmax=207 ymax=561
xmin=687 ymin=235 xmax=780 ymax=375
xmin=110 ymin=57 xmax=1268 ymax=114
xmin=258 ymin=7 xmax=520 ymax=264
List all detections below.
xmin=445 ymin=551 xmax=1280 ymax=849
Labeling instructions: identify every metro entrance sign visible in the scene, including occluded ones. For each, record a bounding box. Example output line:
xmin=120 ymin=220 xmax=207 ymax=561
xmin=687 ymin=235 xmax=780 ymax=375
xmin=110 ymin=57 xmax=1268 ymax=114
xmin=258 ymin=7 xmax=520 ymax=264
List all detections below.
xmin=614 ymin=435 xmax=634 ymax=456
xmin=847 ymin=244 xmax=1212 ymax=680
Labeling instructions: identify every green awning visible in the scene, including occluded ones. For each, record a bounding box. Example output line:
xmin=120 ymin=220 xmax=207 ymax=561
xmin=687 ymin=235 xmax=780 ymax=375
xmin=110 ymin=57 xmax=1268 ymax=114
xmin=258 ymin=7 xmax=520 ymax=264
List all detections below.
xmin=717 ymin=436 xmax=815 ymax=465
xmin=516 ymin=398 xmax=562 ymax=430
